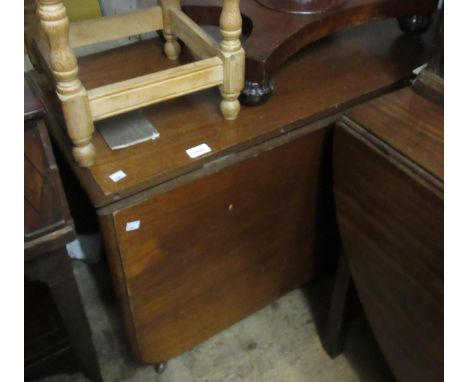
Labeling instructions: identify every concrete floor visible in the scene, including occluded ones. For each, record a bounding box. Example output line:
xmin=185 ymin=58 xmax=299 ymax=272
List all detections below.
xmin=35 ymin=260 xmax=394 ymax=382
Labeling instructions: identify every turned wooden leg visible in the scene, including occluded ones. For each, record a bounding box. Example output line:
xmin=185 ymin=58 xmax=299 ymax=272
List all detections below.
xmin=219 ymin=0 xmax=245 ymax=120
xmin=37 ymin=0 xmax=95 ymax=167
xmin=323 ymin=252 xmax=353 ymax=358
xmin=161 ymin=0 xmax=181 ymax=60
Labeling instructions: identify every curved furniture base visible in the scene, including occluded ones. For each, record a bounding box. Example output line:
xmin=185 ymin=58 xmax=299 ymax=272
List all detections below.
xmin=184 ymin=0 xmax=437 ymax=105
xmin=255 ymin=0 xmax=347 ymax=15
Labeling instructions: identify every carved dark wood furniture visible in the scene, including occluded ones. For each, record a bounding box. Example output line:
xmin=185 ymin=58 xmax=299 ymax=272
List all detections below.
xmin=183 ymin=0 xmax=438 ymax=105
xmin=24 ymin=75 xmax=102 ymax=382
xmin=30 ymin=19 xmax=435 ymax=365
xmin=325 ymin=84 xmax=443 ymax=381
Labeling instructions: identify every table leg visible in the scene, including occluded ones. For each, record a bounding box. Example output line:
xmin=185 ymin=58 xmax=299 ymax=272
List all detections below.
xmin=323 ymin=252 xmax=352 ymax=358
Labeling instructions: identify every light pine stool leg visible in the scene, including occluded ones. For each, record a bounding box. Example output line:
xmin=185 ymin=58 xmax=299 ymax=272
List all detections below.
xmin=161 ymin=0 xmax=181 ymax=60
xmin=219 ymin=0 xmax=245 ymax=120
xmin=37 ymin=0 xmax=95 ymax=167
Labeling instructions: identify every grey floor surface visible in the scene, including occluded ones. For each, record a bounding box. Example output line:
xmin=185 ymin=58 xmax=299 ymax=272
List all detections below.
xmin=35 ymin=260 xmax=394 ymax=382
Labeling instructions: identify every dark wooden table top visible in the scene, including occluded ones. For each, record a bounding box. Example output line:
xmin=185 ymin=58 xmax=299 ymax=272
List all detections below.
xmin=345 ymin=86 xmax=443 ymax=181
xmin=40 ymin=18 xmax=436 ymax=208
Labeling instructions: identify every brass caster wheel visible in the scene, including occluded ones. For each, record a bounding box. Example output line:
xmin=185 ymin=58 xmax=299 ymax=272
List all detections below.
xmin=154 ymin=362 xmax=167 ymax=374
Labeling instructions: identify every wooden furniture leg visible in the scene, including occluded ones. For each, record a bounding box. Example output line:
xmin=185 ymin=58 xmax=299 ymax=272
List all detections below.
xmin=323 ymin=252 xmax=353 ymax=358
xmin=219 ymin=0 xmax=245 ymax=120
xmin=37 ymin=0 xmax=95 ymax=167
xmin=25 ymin=249 xmax=103 ymax=382
xmin=161 ymin=0 xmax=182 ymax=60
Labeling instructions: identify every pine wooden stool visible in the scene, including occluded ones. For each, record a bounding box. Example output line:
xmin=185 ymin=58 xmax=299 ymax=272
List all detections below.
xmin=25 ymin=0 xmax=245 ymax=168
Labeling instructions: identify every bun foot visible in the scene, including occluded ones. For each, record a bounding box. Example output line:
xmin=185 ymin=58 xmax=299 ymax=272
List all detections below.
xmin=398 ymin=14 xmax=432 ymax=35
xmin=240 ymin=80 xmax=275 ymax=106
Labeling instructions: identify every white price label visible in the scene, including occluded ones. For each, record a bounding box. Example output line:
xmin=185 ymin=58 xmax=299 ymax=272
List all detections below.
xmin=109 ymin=170 xmax=127 ymax=182
xmin=126 ymin=220 xmax=141 ymax=232
xmin=186 ymin=143 xmax=212 ymax=159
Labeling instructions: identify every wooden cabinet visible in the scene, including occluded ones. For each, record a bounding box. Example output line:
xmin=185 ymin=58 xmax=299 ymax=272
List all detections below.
xmin=330 ymin=86 xmax=443 ymax=381
xmin=99 ymin=129 xmax=328 ymax=362
xmin=24 ymin=76 xmax=102 ymax=382
xmin=33 ymin=19 xmax=436 ymax=364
